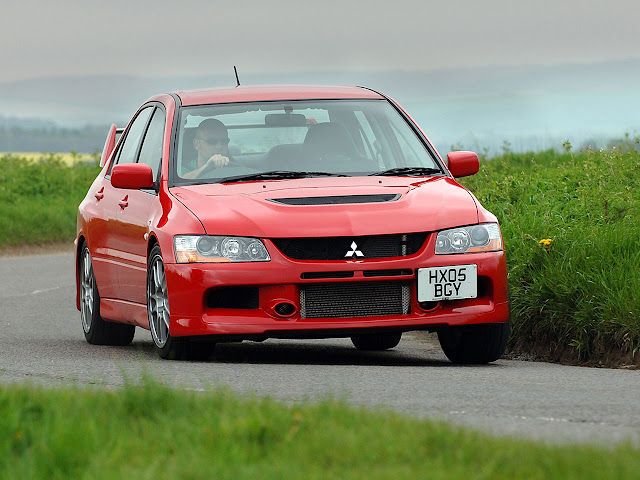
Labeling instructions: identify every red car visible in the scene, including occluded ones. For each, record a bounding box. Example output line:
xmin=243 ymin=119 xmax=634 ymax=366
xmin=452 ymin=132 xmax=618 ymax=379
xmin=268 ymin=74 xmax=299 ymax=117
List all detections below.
xmin=76 ymin=85 xmax=509 ymax=362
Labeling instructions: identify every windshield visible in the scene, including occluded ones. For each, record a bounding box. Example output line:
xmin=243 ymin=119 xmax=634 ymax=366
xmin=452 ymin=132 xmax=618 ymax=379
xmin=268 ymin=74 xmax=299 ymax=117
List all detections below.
xmin=173 ymin=99 xmax=441 ymax=184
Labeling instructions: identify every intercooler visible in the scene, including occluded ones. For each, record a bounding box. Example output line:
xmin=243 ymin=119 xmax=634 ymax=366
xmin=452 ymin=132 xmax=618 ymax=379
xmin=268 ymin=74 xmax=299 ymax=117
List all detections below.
xmin=299 ymin=281 xmax=411 ymax=318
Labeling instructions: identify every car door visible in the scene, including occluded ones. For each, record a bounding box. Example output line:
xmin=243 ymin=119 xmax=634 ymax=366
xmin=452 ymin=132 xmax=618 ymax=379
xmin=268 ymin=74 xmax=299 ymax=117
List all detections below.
xmin=113 ymin=106 xmax=166 ymax=305
xmin=99 ymin=106 xmax=154 ymax=300
xmin=86 ymin=107 xmax=152 ymax=299
xmin=83 ymin=141 xmax=124 ymax=300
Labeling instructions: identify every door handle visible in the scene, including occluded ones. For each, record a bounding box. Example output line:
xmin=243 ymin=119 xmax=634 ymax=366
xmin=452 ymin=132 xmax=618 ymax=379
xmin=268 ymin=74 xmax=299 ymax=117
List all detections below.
xmin=95 ymin=187 xmax=104 ymax=201
xmin=119 ymin=195 xmax=129 ymax=209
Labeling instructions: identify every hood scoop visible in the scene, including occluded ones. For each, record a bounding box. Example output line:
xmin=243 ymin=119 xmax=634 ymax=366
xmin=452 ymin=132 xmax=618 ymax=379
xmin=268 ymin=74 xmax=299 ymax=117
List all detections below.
xmin=268 ymin=194 xmax=401 ymax=206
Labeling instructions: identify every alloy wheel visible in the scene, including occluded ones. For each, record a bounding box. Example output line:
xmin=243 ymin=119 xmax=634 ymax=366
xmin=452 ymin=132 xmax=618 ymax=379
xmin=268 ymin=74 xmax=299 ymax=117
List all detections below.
xmin=148 ymin=254 xmax=170 ymax=348
xmin=80 ymin=248 xmax=94 ymax=333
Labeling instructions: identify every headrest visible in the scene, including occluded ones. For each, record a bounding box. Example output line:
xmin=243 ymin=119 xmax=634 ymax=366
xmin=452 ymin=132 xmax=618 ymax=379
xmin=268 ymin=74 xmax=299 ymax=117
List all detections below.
xmin=303 ymin=122 xmax=358 ymax=156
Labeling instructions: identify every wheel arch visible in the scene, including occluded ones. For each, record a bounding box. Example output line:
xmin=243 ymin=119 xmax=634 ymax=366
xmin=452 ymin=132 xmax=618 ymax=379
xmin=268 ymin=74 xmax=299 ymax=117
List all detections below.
xmin=147 ymin=234 xmax=160 ymax=263
xmin=146 ymin=234 xmax=162 ymax=296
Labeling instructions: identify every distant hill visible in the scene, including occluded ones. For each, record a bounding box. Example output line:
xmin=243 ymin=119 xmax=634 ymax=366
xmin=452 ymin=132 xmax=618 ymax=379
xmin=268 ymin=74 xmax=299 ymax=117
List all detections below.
xmin=0 ymin=60 xmax=638 ymax=154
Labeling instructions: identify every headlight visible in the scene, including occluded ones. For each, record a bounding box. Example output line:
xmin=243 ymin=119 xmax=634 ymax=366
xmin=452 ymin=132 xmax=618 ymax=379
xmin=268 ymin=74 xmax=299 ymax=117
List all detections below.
xmin=435 ymin=223 xmax=502 ymax=254
xmin=174 ymin=235 xmax=270 ymax=263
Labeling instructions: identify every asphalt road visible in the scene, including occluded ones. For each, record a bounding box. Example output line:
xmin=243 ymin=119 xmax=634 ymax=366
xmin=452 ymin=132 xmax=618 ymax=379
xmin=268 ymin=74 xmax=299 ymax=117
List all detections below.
xmin=1 ymin=251 xmax=639 ymax=446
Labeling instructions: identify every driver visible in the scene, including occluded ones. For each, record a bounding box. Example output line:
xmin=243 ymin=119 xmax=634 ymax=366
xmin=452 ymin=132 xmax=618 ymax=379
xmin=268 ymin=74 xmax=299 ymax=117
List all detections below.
xmin=182 ymin=119 xmax=231 ymax=178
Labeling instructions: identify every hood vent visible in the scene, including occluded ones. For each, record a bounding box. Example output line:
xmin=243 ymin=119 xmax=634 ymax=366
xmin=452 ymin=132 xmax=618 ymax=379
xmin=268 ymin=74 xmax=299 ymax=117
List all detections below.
xmin=269 ymin=194 xmax=400 ymax=206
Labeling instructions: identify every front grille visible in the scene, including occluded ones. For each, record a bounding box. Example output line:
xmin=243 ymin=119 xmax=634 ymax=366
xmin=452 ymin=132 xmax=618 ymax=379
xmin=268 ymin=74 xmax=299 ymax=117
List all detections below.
xmin=269 ymin=194 xmax=400 ymax=206
xmin=300 ymin=281 xmax=410 ymax=318
xmin=272 ymin=233 xmax=428 ymax=261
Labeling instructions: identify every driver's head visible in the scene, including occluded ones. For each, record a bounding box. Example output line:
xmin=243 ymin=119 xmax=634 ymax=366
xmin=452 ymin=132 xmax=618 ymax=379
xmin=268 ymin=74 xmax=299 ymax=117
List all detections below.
xmin=193 ymin=119 xmax=229 ymax=161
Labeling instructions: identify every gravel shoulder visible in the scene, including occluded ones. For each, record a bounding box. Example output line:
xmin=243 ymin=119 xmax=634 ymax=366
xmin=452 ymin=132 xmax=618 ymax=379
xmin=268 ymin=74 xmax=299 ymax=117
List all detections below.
xmin=0 ymin=242 xmax=75 ymax=257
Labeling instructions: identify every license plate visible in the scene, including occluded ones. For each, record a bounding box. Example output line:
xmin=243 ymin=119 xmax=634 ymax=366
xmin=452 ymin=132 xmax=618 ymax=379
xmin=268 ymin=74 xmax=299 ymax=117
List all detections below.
xmin=417 ymin=265 xmax=477 ymax=301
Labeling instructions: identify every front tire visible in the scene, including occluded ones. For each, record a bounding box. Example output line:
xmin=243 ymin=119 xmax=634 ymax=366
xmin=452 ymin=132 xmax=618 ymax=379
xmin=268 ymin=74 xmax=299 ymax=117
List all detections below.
xmin=147 ymin=245 xmax=215 ymax=361
xmin=437 ymin=322 xmax=509 ymax=364
xmin=351 ymin=332 xmax=402 ymax=351
xmin=79 ymin=244 xmax=135 ymax=346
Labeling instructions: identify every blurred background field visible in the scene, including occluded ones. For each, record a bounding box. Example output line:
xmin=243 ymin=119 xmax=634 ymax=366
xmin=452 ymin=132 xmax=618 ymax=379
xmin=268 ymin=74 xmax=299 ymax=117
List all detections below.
xmin=0 ymin=151 xmax=99 ymax=165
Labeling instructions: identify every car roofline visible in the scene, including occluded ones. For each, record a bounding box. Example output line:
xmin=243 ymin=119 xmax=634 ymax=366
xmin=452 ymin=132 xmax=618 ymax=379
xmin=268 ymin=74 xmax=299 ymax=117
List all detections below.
xmin=168 ymin=85 xmax=384 ymax=106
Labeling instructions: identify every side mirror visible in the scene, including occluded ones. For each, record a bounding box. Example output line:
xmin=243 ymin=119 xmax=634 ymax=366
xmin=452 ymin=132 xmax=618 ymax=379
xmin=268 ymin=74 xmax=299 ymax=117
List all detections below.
xmin=447 ymin=151 xmax=479 ymax=178
xmin=111 ymin=163 xmax=155 ymax=190
xmin=100 ymin=124 xmax=118 ymax=168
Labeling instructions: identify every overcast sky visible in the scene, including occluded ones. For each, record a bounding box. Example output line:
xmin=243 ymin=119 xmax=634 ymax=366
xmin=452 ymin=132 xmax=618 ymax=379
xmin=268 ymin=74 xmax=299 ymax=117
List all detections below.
xmin=1 ymin=0 xmax=638 ymax=83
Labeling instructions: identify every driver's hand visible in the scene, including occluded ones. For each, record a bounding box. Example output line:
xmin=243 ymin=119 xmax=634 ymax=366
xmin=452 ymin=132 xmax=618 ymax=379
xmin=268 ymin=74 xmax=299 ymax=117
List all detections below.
xmin=207 ymin=154 xmax=229 ymax=168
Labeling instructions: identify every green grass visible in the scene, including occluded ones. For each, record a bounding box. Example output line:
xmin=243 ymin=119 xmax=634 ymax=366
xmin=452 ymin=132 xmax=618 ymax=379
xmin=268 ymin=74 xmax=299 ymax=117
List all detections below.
xmin=0 ymin=153 xmax=101 ymax=247
xmin=1 ymin=379 xmax=638 ymax=479
xmin=460 ymin=144 xmax=640 ymax=365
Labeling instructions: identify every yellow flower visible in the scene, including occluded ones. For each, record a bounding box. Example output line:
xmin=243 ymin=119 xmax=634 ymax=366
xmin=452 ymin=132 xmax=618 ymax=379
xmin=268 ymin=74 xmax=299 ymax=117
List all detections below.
xmin=539 ymin=238 xmax=553 ymax=247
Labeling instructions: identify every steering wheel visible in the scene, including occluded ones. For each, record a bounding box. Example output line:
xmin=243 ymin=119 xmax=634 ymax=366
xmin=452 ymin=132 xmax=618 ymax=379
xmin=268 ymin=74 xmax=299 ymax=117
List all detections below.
xmin=196 ymin=157 xmax=241 ymax=179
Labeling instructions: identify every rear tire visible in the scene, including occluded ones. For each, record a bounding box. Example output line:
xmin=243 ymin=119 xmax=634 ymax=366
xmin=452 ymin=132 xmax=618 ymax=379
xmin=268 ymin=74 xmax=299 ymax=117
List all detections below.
xmin=437 ymin=322 xmax=509 ymax=364
xmin=351 ymin=332 xmax=402 ymax=351
xmin=147 ymin=245 xmax=215 ymax=361
xmin=79 ymin=244 xmax=135 ymax=346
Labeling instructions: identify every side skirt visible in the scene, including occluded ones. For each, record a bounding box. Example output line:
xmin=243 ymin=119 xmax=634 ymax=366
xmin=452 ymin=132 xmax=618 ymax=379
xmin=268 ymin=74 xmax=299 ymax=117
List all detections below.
xmin=100 ymin=298 xmax=149 ymax=329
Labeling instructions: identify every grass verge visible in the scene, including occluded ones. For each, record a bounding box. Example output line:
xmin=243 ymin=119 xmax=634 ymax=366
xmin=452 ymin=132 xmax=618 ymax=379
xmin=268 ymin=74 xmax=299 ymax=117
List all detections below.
xmin=0 ymin=154 xmax=101 ymax=248
xmin=460 ymin=145 xmax=640 ymax=366
xmin=1 ymin=379 xmax=638 ymax=479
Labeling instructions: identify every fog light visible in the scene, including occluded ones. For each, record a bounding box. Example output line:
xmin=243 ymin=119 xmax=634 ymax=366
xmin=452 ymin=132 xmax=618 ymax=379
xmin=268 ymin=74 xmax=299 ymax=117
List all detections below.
xmin=418 ymin=301 xmax=439 ymax=311
xmin=274 ymin=302 xmax=296 ymax=317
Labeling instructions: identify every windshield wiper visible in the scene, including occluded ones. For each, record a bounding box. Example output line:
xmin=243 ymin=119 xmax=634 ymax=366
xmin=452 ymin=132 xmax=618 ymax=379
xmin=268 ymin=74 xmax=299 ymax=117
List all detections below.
xmin=215 ymin=170 xmax=349 ymax=183
xmin=369 ymin=167 xmax=443 ymax=177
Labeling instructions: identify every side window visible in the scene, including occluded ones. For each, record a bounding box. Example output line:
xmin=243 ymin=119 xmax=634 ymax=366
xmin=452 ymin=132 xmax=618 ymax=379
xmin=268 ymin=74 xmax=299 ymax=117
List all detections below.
xmin=137 ymin=108 xmax=165 ymax=179
xmin=112 ymin=107 xmax=153 ymax=170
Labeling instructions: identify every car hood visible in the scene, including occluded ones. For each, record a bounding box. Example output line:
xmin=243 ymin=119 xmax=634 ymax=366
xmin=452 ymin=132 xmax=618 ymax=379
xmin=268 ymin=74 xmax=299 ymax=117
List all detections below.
xmin=170 ymin=176 xmax=479 ymax=238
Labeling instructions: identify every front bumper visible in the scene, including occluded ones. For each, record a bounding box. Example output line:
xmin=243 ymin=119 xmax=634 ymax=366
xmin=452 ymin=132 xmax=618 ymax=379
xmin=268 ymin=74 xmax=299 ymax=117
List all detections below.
xmin=164 ymin=238 xmax=509 ymax=338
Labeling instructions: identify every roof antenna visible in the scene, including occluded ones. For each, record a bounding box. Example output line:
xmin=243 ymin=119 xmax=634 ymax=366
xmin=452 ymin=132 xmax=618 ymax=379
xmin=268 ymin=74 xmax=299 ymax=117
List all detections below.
xmin=234 ymin=66 xmax=240 ymax=87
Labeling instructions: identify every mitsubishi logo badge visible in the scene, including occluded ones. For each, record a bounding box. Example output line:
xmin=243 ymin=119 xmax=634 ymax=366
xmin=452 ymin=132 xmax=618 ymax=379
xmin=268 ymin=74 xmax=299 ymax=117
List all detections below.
xmin=345 ymin=241 xmax=364 ymax=258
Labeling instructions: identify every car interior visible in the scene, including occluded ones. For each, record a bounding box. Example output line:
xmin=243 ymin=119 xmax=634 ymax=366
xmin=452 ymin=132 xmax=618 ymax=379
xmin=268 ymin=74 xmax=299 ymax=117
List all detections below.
xmin=178 ymin=121 xmax=377 ymax=179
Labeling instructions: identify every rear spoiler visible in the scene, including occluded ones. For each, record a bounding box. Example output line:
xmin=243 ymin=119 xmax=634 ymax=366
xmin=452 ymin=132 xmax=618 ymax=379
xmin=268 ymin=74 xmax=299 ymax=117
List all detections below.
xmin=100 ymin=125 xmax=125 ymax=167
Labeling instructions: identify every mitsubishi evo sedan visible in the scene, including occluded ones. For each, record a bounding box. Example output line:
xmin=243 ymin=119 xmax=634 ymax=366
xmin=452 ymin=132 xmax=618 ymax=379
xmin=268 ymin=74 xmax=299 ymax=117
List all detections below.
xmin=76 ymin=85 xmax=509 ymax=362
